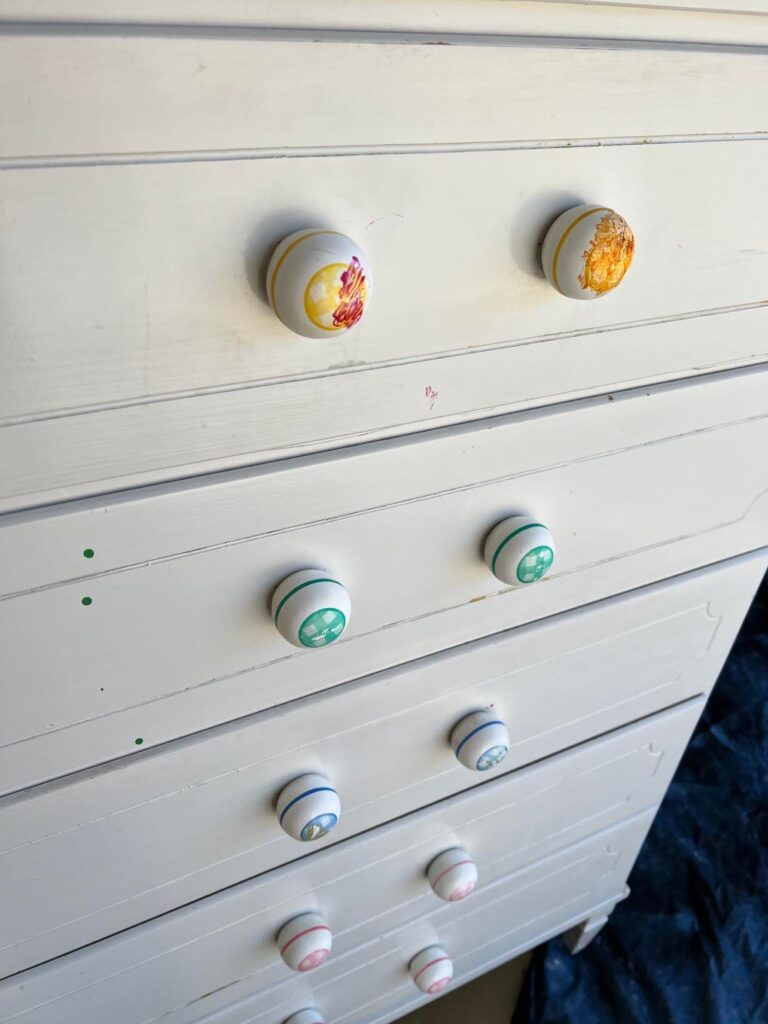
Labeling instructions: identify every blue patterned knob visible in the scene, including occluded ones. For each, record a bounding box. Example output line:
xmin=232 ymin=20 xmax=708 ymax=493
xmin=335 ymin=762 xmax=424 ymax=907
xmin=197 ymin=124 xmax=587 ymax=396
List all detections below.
xmin=450 ymin=710 xmax=510 ymax=772
xmin=276 ymin=773 xmax=341 ymax=842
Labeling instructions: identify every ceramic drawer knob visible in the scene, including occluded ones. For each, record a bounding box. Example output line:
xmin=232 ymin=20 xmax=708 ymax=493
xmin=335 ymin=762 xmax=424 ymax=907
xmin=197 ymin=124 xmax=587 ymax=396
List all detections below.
xmin=484 ymin=516 xmax=556 ymax=586
xmin=276 ymin=773 xmax=341 ymax=842
xmin=427 ymin=847 xmax=478 ymax=902
xmin=541 ymin=204 xmax=635 ymax=300
xmin=266 ymin=229 xmax=372 ymax=339
xmin=283 ymin=1011 xmax=325 ymax=1024
xmin=277 ymin=912 xmax=333 ymax=972
xmin=451 ymin=709 xmax=510 ymax=772
xmin=272 ymin=569 xmax=351 ymax=649
xmin=409 ymin=945 xmax=454 ymax=995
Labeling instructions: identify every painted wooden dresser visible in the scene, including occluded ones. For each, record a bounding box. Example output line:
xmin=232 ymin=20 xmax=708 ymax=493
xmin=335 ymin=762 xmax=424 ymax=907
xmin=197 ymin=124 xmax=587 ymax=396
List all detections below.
xmin=1 ymin=2 xmax=767 ymax=1022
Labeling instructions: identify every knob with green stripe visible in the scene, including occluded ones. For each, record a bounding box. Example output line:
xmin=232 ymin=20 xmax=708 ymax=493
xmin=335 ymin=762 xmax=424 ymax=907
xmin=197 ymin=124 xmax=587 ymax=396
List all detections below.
xmin=272 ymin=569 xmax=351 ymax=649
xmin=484 ymin=516 xmax=555 ymax=587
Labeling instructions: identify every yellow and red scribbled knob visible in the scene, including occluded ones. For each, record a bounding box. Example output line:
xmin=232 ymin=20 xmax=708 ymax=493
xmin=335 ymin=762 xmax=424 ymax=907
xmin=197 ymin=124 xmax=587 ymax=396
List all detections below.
xmin=266 ymin=229 xmax=372 ymax=338
xmin=541 ymin=205 xmax=635 ymax=300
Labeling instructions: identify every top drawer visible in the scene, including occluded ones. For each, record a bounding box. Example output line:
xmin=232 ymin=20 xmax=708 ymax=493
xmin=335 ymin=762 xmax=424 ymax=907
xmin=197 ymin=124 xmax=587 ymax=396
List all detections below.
xmin=1 ymin=26 xmax=767 ymax=507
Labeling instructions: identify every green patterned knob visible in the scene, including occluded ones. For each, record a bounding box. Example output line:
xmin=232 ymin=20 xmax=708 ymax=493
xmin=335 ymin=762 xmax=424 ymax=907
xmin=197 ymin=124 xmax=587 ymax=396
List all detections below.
xmin=272 ymin=569 xmax=351 ymax=649
xmin=484 ymin=516 xmax=556 ymax=587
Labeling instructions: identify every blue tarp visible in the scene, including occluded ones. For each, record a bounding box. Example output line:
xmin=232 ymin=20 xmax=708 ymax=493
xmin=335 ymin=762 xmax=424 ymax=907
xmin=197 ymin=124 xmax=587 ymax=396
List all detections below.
xmin=513 ymin=573 xmax=768 ymax=1024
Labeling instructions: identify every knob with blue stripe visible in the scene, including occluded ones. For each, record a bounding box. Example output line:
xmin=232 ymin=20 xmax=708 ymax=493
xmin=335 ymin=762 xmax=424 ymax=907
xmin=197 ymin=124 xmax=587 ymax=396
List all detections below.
xmin=484 ymin=516 xmax=556 ymax=587
xmin=450 ymin=710 xmax=510 ymax=772
xmin=277 ymin=772 xmax=341 ymax=842
xmin=284 ymin=1011 xmax=325 ymax=1024
xmin=541 ymin=204 xmax=634 ymax=300
xmin=272 ymin=569 xmax=351 ymax=649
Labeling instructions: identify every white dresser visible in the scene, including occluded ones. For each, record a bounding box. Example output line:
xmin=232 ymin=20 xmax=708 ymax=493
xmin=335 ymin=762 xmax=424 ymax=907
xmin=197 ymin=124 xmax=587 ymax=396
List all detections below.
xmin=1 ymin=3 xmax=767 ymax=1022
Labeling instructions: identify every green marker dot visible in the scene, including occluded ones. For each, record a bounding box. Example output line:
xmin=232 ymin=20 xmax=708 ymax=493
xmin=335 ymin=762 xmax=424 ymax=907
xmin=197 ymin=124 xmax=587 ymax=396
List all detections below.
xmin=134 ymin=737 xmax=144 ymax=746
xmin=83 ymin=548 xmax=94 ymax=559
xmin=81 ymin=596 xmax=93 ymax=606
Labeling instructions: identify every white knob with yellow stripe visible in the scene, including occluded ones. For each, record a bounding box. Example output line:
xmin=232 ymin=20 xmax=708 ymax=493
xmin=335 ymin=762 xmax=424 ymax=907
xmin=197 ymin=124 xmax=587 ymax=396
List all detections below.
xmin=541 ymin=204 xmax=634 ymax=300
xmin=272 ymin=569 xmax=351 ymax=649
xmin=484 ymin=516 xmax=556 ymax=587
xmin=266 ymin=229 xmax=372 ymax=338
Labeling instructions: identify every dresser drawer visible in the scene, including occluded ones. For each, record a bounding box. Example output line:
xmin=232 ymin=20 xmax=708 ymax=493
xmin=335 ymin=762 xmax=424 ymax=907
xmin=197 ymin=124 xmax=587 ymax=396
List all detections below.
xmin=1 ymin=697 xmax=685 ymax=1010
xmin=2 ymin=369 xmax=767 ymax=789
xmin=2 ymin=140 xmax=767 ymax=508
xmin=0 ymin=811 xmax=647 ymax=1024
xmin=2 ymin=554 xmax=762 ymax=974
xmin=184 ymin=835 xmax=633 ymax=1024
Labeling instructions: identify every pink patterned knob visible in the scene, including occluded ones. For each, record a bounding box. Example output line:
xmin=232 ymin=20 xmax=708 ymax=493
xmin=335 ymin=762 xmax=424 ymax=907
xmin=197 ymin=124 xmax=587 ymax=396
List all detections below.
xmin=427 ymin=847 xmax=478 ymax=902
xmin=409 ymin=945 xmax=454 ymax=995
xmin=277 ymin=913 xmax=332 ymax=973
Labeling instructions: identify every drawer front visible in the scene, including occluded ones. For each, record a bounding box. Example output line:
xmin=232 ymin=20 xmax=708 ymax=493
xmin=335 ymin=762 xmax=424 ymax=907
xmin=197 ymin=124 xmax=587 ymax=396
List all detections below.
xmin=2 ymin=556 xmax=763 ymax=973
xmin=0 ymin=810 xmax=652 ymax=1024
xmin=2 ymin=370 xmax=767 ymax=789
xmin=2 ymin=140 xmax=767 ymax=508
xmin=2 ymin=700 xmax=701 ymax=979
xmin=4 ymin=32 xmax=767 ymax=159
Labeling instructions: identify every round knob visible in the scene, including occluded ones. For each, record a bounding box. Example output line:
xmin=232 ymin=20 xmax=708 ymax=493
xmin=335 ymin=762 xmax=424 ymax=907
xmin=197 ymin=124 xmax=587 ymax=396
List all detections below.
xmin=427 ymin=848 xmax=478 ymax=902
xmin=541 ymin=204 xmax=634 ymax=300
xmin=277 ymin=913 xmax=333 ymax=973
xmin=272 ymin=569 xmax=351 ymax=649
xmin=484 ymin=516 xmax=555 ymax=586
xmin=409 ymin=945 xmax=454 ymax=995
xmin=284 ymin=1011 xmax=324 ymax=1024
xmin=276 ymin=773 xmax=341 ymax=842
xmin=450 ymin=709 xmax=510 ymax=772
xmin=266 ymin=229 xmax=372 ymax=339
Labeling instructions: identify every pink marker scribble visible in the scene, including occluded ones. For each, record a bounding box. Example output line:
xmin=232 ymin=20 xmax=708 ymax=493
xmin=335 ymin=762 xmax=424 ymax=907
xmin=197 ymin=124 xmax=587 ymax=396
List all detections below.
xmin=425 ymin=385 xmax=438 ymax=411
xmin=333 ymin=256 xmax=366 ymax=329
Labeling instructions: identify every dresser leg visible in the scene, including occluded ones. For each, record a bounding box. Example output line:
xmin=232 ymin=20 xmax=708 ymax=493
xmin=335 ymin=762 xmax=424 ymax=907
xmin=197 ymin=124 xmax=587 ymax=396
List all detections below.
xmin=563 ymin=913 xmax=610 ymax=954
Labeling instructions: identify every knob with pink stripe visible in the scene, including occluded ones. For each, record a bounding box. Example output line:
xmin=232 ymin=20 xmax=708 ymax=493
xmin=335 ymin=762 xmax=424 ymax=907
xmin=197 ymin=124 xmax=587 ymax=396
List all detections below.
xmin=427 ymin=847 xmax=479 ymax=902
xmin=409 ymin=945 xmax=454 ymax=995
xmin=277 ymin=913 xmax=333 ymax=973
xmin=283 ymin=1012 xmax=325 ymax=1024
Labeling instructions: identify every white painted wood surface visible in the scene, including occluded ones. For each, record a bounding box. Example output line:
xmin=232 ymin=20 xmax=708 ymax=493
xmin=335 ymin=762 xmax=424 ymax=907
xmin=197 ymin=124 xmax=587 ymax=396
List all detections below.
xmin=0 ymin=740 xmax=662 ymax=1023
xmin=2 ymin=371 xmax=767 ymax=791
xmin=2 ymin=552 xmax=753 ymax=972
xmin=4 ymin=308 xmax=767 ymax=511
xmin=2 ymin=143 xmax=767 ymax=507
xmin=183 ymin=886 xmax=627 ymax=1024
xmin=1 ymin=0 xmax=767 ymax=46
xmin=3 ymin=35 xmax=767 ymax=161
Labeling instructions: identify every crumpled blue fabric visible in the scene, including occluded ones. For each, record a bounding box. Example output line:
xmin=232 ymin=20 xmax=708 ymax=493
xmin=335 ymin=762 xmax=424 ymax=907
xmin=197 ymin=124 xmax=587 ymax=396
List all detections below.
xmin=513 ymin=572 xmax=768 ymax=1024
